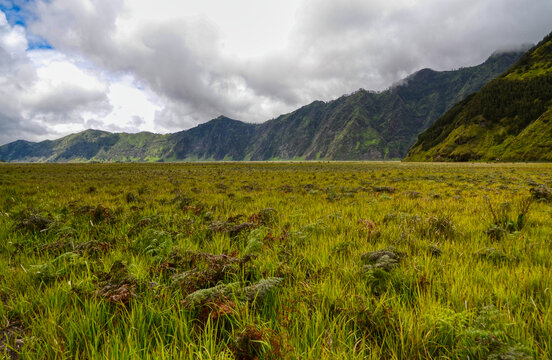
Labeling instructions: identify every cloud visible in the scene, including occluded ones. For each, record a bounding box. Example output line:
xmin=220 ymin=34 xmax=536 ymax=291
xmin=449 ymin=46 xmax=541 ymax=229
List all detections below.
xmin=0 ymin=8 xmax=163 ymax=145
xmin=275 ymin=0 xmax=552 ymax=91
xmin=23 ymin=51 xmax=110 ymax=116
xmin=0 ymin=11 xmax=42 ymax=145
xmin=28 ymin=1 xmax=280 ymax=126
xmin=0 ymin=0 xmax=551 ymax=145
xmin=0 ymin=13 xmax=112 ymax=145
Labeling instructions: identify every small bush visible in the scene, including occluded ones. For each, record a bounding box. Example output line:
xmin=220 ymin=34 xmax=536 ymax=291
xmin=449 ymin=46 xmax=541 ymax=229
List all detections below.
xmin=230 ymin=325 xmax=288 ymax=360
xmin=372 ymin=186 xmax=396 ymax=193
xmin=244 ymin=227 xmax=269 ymax=255
xmin=428 ymin=244 xmax=443 ymax=257
xmin=529 ymin=184 xmax=552 ymax=201
xmin=125 ymin=192 xmax=137 ymax=203
xmin=485 ymin=196 xmax=532 ymax=239
xmin=95 ymin=261 xmax=139 ymax=305
xmin=361 ymin=247 xmax=406 ymax=293
xmin=172 ymin=252 xmax=253 ymax=294
xmin=424 ymin=215 xmax=456 ymax=239
xmin=249 ymin=208 xmax=278 ymax=226
xmin=14 ymin=214 xmax=53 ymax=233
xmin=183 ymin=277 xmax=283 ymax=309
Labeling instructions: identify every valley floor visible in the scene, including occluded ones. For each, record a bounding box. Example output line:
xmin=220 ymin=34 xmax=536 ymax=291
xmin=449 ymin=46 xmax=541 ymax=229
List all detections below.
xmin=0 ymin=162 xmax=551 ymax=359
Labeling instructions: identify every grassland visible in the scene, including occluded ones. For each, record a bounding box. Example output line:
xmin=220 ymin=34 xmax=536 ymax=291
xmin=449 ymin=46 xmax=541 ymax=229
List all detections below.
xmin=0 ymin=162 xmax=551 ymax=359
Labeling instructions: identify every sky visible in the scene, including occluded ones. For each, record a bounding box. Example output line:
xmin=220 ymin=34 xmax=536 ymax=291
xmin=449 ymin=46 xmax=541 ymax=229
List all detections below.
xmin=0 ymin=0 xmax=551 ymax=145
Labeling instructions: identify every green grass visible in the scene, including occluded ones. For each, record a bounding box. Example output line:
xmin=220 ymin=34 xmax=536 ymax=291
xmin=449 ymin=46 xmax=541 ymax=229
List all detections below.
xmin=0 ymin=162 xmax=551 ymax=359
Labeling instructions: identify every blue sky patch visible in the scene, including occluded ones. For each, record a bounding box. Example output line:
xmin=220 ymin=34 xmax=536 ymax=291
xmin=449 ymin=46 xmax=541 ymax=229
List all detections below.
xmin=0 ymin=0 xmax=27 ymax=26
xmin=0 ymin=1 xmax=53 ymax=50
xmin=27 ymin=35 xmax=52 ymax=50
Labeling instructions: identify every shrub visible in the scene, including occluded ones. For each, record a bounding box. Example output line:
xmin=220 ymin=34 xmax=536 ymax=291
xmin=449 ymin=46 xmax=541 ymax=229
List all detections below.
xmin=529 ymin=184 xmax=552 ymax=201
xmin=361 ymin=247 xmax=406 ymax=293
xmin=484 ymin=196 xmax=532 ymax=239
xmin=14 ymin=213 xmax=53 ymax=233
xmin=125 ymin=191 xmax=137 ymax=203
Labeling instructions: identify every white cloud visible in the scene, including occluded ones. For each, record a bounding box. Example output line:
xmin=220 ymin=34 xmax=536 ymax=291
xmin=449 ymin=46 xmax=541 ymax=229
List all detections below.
xmin=102 ymin=77 xmax=162 ymax=133
xmin=23 ymin=51 xmax=109 ymax=116
xmin=0 ymin=10 xmax=165 ymax=145
xmin=0 ymin=12 xmax=26 ymax=47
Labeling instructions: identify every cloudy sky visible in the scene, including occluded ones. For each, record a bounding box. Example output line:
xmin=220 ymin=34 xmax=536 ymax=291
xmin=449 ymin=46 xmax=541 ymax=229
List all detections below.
xmin=0 ymin=0 xmax=551 ymax=145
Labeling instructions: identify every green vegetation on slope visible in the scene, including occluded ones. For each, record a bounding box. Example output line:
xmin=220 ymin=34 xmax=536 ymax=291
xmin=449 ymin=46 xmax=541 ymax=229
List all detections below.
xmin=0 ymin=130 xmax=175 ymax=163
xmin=406 ymin=31 xmax=552 ymax=161
xmin=0 ymin=162 xmax=551 ymax=359
xmin=0 ymin=51 xmax=523 ymax=162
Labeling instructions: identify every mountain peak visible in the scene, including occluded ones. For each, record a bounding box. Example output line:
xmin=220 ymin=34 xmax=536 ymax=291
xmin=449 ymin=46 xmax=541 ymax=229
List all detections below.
xmin=405 ymin=31 xmax=552 ymax=162
xmin=211 ymin=115 xmax=242 ymax=124
xmin=410 ymin=68 xmax=437 ymax=79
xmin=489 ymin=43 xmax=533 ymax=58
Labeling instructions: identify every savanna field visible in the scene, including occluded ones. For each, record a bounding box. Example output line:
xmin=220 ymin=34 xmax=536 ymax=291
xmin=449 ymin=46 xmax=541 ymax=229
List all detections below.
xmin=0 ymin=162 xmax=551 ymax=359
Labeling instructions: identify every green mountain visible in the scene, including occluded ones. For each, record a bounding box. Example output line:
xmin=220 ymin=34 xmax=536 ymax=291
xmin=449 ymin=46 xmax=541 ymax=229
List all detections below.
xmin=250 ymin=50 xmax=524 ymax=160
xmin=0 ymin=50 xmax=524 ymax=162
xmin=166 ymin=117 xmax=260 ymax=161
xmin=0 ymin=130 xmax=174 ymax=162
xmin=406 ymin=32 xmax=552 ymax=162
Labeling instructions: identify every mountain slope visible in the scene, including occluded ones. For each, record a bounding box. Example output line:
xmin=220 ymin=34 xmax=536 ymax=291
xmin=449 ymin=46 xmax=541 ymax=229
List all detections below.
xmin=0 ymin=50 xmax=524 ymax=162
xmin=0 ymin=130 xmax=174 ymax=162
xmin=167 ymin=117 xmax=259 ymax=161
xmin=405 ymin=32 xmax=552 ymax=161
xmin=246 ymin=50 xmax=524 ymax=160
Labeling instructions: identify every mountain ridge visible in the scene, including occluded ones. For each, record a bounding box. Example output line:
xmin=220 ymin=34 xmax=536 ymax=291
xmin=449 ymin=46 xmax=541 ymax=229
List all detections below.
xmin=405 ymin=32 xmax=552 ymax=162
xmin=0 ymin=50 xmax=526 ymax=162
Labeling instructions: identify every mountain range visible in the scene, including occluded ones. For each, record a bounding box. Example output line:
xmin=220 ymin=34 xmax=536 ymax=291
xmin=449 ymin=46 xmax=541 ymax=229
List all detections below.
xmin=406 ymin=32 xmax=552 ymax=161
xmin=0 ymin=50 xmax=525 ymax=162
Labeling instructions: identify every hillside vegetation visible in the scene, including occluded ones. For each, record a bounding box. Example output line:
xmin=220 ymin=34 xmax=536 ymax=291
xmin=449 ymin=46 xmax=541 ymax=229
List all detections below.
xmin=0 ymin=51 xmax=523 ymax=162
xmin=406 ymin=32 xmax=552 ymax=161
